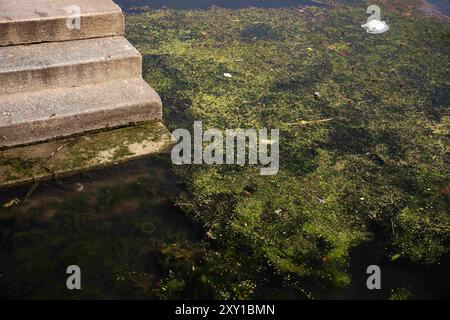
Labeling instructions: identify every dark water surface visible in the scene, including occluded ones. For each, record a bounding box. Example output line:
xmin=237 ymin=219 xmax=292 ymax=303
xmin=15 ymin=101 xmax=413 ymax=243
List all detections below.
xmin=115 ymin=0 xmax=327 ymax=10
xmin=428 ymin=0 xmax=450 ymax=16
xmin=115 ymin=0 xmax=450 ymax=19
xmin=0 ymin=157 xmax=205 ymax=299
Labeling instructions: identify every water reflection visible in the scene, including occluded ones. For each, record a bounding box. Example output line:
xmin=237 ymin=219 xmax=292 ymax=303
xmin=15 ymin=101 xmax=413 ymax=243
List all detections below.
xmin=0 ymin=156 xmax=203 ymax=299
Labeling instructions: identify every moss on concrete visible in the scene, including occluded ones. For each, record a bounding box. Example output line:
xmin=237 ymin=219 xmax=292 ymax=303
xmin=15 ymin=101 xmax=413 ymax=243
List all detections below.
xmin=0 ymin=121 xmax=172 ymax=188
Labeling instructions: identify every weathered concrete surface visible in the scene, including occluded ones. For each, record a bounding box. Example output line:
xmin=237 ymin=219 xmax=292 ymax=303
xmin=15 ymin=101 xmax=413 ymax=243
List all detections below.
xmin=0 ymin=120 xmax=173 ymax=189
xmin=0 ymin=0 xmax=124 ymax=46
xmin=0 ymin=0 xmax=166 ymax=155
xmin=0 ymin=79 xmax=162 ymax=148
xmin=0 ymin=36 xmax=142 ymax=95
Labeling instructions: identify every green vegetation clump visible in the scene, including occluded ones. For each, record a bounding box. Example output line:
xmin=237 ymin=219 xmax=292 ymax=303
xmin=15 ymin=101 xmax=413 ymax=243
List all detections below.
xmin=125 ymin=2 xmax=449 ymax=298
xmin=389 ymin=288 xmax=413 ymax=300
xmin=127 ymin=1 xmax=450 ymax=299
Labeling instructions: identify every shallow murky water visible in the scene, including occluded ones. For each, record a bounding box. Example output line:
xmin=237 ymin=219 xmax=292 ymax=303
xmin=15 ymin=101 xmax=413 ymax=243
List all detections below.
xmin=1 ymin=155 xmax=448 ymax=299
xmin=0 ymin=157 xmax=205 ymax=299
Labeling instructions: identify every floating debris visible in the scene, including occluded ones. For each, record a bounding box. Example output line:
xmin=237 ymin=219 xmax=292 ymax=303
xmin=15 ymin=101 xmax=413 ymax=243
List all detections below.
xmin=316 ymin=197 xmax=326 ymax=204
xmin=74 ymin=183 xmax=84 ymax=192
xmin=223 ymin=73 xmax=233 ymax=78
xmin=285 ymin=118 xmax=335 ymax=126
xmin=313 ymin=91 xmax=321 ymax=100
xmin=3 ymin=198 xmax=20 ymax=208
xmin=441 ymin=186 xmax=450 ymax=195
xmin=391 ymin=253 xmax=401 ymax=261
xmin=361 ymin=19 xmax=389 ymax=34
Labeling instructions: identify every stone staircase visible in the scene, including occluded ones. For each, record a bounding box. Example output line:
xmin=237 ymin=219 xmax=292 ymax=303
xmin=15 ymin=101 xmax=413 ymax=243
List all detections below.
xmin=0 ymin=0 xmax=162 ymax=148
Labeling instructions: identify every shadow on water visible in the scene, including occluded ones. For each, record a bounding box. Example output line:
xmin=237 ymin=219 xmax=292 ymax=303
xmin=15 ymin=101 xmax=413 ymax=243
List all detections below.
xmin=344 ymin=243 xmax=450 ymax=300
xmin=0 ymin=156 xmax=204 ymax=299
xmin=115 ymin=0 xmax=328 ymax=11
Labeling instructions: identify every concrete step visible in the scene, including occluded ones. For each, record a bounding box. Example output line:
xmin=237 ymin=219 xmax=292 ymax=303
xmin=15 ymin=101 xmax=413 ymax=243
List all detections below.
xmin=0 ymin=78 xmax=162 ymax=148
xmin=0 ymin=0 xmax=124 ymax=46
xmin=0 ymin=36 xmax=142 ymax=95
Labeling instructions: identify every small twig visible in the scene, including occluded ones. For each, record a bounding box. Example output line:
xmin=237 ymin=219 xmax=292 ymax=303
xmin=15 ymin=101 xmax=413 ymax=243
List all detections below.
xmin=40 ymin=163 xmax=52 ymax=174
xmin=23 ymin=181 xmax=40 ymax=203
xmin=285 ymin=118 xmax=335 ymax=126
xmin=357 ymin=99 xmax=374 ymax=105
xmin=40 ymin=163 xmax=56 ymax=180
xmin=45 ymin=143 xmax=67 ymax=162
xmin=391 ymin=219 xmax=396 ymax=238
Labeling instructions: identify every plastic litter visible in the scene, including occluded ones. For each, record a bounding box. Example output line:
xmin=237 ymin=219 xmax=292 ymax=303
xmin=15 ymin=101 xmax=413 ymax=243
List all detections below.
xmin=361 ymin=19 xmax=389 ymax=34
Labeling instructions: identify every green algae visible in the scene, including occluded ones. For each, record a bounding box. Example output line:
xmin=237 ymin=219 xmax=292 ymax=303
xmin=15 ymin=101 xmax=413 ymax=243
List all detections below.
xmin=389 ymin=287 xmax=413 ymax=300
xmin=125 ymin=1 xmax=449 ymax=298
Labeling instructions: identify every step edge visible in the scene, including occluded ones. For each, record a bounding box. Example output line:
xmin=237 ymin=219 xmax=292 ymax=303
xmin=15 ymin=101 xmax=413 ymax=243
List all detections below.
xmin=0 ymin=11 xmax=125 ymax=46
xmin=0 ymin=78 xmax=152 ymax=101
xmin=0 ymin=104 xmax=163 ymax=149
xmin=2 ymin=94 xmax=162 ymax=126
xmin=0 ymin=10 xmax=123 ymax=23
xmin=0 ymin=46 xmax=141 ymax=74
xmin=0 ymin=78 xmax=162 ymax=126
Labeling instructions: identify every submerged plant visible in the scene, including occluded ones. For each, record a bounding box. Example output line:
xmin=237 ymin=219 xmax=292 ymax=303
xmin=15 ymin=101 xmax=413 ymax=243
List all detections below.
xmin=126 ymin=1 xmax=449 ymax=299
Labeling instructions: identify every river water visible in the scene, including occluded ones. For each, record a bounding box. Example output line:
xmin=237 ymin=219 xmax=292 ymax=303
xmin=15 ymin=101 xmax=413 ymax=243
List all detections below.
xmin=0 ymin=0 xmax=449 ymax=300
